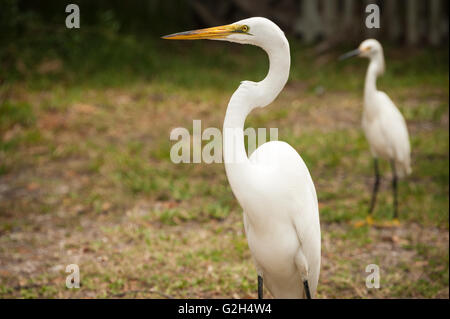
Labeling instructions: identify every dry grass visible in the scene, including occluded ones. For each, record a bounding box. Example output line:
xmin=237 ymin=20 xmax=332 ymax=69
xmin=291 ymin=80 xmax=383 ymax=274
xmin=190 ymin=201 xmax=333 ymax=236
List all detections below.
xmin=0 ymin=43 xmax=448 ymax=298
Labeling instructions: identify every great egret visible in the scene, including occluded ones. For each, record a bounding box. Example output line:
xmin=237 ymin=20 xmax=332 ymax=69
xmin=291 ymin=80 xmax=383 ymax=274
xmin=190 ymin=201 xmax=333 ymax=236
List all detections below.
xmin=163 ymin=17 xmax=321 ymax=299
xmin=340 ymin=39 xmax=411 ymax=219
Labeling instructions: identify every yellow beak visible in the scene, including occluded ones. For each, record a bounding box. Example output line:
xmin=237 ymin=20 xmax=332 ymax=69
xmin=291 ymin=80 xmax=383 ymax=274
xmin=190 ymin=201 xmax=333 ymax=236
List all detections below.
xmin=162 ymin=24 xmax=241 ymax=40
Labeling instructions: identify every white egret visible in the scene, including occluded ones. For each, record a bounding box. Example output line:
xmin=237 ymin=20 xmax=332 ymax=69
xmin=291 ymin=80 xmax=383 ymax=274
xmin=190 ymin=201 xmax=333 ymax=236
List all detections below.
xmin=163 ymin=17 xmax=321 ymax=299
xmin=340 ymin=39 xmax=412 ymax=219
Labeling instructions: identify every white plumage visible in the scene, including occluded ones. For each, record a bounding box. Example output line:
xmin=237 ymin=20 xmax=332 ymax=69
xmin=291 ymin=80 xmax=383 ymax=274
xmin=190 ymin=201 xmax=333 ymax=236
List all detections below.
xmin=363 ymin=88 xmax=412 ymax=177
xmin=360 ymin=39 xmax=411 ymax=177
xmin=245 ymin=141 xmax=321 ymax=298
xmin=163 ymin=17 xmax=321 ymax=298
xmin=341 ymin=39 xmax=411 ymax=217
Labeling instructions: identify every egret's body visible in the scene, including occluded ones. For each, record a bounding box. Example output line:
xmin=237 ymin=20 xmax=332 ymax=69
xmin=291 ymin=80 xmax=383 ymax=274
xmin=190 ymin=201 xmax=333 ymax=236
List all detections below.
xmin=241 ymin=141 xmax=320 ymax=298
xmin=341 ymin=39 xmax=411 ymax=217
xmin=164 ymin=17 xmax=321 ymax=298
xmin=362 ymin=76 xmax=411 ymax=176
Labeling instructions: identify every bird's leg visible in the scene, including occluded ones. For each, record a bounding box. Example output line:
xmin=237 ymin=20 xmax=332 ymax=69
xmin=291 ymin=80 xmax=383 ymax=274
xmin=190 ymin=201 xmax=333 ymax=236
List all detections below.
xmin=391 ymin=160 xmax=398 ymax=219
xmin=303 ymin=280 xmax=311 ymax=299
xmin=257 ymin=275 xmax=263 ymax=299
xmin=295 ymin=250 xmax=312 ymax=299
xmin=369 ymin=158 xmax=380 ymax=214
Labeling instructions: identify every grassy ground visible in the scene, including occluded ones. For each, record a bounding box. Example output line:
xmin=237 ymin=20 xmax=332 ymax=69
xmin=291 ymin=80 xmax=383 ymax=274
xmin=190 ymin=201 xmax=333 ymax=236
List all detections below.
xmin=0 ymin=32 xmax=448 ymax=298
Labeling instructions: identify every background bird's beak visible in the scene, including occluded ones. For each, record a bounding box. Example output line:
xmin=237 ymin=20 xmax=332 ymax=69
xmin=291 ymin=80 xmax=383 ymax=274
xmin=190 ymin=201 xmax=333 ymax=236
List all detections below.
xmin=339 ymin=48 xmax=361 ymax=61
xmin=162 ymin=24 xmax=238 ymax=40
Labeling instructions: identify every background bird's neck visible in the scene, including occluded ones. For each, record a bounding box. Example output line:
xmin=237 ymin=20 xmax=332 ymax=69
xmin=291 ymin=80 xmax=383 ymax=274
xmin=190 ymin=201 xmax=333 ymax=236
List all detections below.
xmin=364 ymin=55 xmax=384 ymax=100
xmin=364 ymin=60 xmax=379 ymax=98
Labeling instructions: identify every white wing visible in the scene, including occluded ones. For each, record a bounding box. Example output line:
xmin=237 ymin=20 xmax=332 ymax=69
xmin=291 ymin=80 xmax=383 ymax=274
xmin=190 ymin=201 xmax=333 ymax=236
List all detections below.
xmin=376 ymin=91 xmax=412 ymax=176
xmin=247 ymin=141 xmax=321 ymax=297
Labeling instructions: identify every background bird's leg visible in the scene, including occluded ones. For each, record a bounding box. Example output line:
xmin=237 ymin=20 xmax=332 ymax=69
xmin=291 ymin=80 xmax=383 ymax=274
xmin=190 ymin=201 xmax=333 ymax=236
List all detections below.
xmin=391 ymin=160 xmax=398 ymax=219
xmin=369 ymin=158 xmax=380 ymax=214
xmin=257 ymin=275 xmax=263 ymax=299
xmin=303 ymin=280 xmax=311 ymax=299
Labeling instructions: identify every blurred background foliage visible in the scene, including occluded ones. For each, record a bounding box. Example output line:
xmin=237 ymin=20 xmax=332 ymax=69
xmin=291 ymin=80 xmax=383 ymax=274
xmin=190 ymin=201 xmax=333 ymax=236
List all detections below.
xmin=0 ymin=0 xmax=448 ymax=89
xmin=0 ymin=0 xmax=191 ymax=85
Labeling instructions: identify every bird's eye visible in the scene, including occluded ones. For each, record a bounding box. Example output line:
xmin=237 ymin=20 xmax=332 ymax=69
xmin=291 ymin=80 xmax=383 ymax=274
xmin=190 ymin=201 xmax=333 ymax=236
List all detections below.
xmin=241 ymin=25 xmax=249 ymax=33
xmin=366 ymin=46 xmax=372 ymax=51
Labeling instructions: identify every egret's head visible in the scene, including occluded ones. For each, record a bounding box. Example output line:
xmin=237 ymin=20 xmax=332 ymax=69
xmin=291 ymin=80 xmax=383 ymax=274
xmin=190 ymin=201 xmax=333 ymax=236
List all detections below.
xmin=162 ymin=17 xmax=286 ymax=49
xmin=357 ymin=39 xmax=383 ymax=59
xmin=339 ymin=39 xmax=385 ymax=74
xmin=163 ymin=17 xmax=290 ymax=109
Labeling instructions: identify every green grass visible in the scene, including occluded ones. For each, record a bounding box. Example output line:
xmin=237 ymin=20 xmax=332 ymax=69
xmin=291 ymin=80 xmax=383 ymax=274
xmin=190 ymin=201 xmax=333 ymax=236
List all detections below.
xmin=0 ymin=101 xmax=35 ymax=131
xmin=0 ymin=30 xmax=448 ymax=299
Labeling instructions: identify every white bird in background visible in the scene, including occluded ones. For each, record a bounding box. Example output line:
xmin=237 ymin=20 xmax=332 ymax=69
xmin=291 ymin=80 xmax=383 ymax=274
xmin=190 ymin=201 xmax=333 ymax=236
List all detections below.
xmin=340 ymin=39 xmax=411 ymax=220
xmin=163 ymin=17 xmax=321 ymax=299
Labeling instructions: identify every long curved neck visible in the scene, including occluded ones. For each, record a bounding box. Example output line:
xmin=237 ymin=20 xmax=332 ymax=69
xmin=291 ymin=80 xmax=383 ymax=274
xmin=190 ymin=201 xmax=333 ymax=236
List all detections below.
xmin=364 ymin=53 xmax=384 ymax=104
xmin=364 ymin=60 xmax=379 ymax=99
xmin=223 ymin=39 xmax=290 ymax=202
xmin=259 ymin=42 xmax=291 ymax=104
